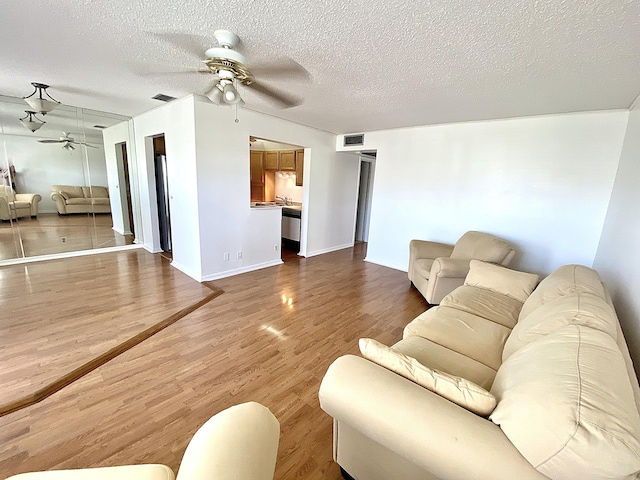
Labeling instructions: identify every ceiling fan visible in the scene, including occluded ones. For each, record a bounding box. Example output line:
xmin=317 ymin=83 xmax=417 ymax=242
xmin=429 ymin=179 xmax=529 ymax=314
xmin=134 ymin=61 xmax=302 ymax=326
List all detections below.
xmin=153 ymin=30 xmax=310 ymax=109
xmin=38 ymin=132 xmax=97 ymax=150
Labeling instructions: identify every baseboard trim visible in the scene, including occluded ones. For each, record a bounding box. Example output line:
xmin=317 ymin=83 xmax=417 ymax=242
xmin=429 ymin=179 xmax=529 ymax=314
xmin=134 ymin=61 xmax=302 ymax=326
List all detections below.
xmin=0 ymin=244 xmax=143 ymax=267
xmin=305 ymin=243 xmax=354 ymax=258
xmin=364 ymin=256 xmax=407 ymax=272
xmin=202 ymin=259 xmax=284 ymax=281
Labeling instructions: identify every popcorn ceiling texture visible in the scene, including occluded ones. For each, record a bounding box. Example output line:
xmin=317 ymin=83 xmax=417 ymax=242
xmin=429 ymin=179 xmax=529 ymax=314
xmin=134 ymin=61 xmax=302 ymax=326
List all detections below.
xmin=0 ymin=0 xmax=638 ymax=133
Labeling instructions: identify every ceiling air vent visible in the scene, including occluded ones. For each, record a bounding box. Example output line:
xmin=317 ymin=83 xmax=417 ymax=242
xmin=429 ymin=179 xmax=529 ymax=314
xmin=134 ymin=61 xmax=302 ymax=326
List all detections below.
xmin=93 ymin=125 xmax=107 ymax=129
xmin=344 ymin=134 xmax=364 ymax=147
xmin=152 ymin=94 xmax=176 ymax=102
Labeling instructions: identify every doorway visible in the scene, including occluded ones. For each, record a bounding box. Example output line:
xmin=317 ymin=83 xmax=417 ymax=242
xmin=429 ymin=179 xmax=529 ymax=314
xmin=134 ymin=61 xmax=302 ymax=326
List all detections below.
xmin=355 ymin=153 xmax=375 ymax=243
xmin=153 ymin=135 xmax=172 ymax=258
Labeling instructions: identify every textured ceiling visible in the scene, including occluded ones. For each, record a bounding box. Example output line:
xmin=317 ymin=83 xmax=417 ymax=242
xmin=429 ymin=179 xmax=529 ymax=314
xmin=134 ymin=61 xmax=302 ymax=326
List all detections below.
xmin=1 ymin=0 xmax=639 ymax=134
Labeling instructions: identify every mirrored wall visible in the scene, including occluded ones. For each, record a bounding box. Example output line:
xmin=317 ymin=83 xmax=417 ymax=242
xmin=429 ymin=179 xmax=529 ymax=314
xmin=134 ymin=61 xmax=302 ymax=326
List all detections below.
xmin=0 ymin=94 xmax=137 ymax=262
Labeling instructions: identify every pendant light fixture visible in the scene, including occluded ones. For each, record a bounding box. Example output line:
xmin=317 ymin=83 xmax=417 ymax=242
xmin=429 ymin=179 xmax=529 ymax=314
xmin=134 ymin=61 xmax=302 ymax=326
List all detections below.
xmin=19 ymin=110 xmax=46 ymax=132
xmin=23 ymin=82 xmax=60 ymax=115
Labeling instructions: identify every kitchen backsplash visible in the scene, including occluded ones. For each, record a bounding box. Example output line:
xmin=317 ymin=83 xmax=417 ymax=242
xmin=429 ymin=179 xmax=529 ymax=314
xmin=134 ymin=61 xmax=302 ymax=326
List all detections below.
xmin=275 ymin=172 xmax=303 ymax=203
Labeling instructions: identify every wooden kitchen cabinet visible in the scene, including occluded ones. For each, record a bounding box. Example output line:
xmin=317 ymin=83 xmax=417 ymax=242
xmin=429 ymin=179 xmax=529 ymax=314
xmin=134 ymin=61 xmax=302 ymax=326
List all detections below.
xmin=264 ymin=151 xmax=279 ymax=170
xmin=250 ymin=151 xmax=265 ymax=201
xmin=279 ymin=150 xmax=296 ymax=171
xmin=295 ymin=149 xmax=304 ymax=187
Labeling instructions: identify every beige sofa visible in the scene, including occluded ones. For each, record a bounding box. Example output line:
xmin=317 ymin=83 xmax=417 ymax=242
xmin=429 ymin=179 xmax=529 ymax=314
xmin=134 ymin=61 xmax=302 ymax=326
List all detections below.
xmin=50 ymin=185 xmax=111 ymax=215
xmin=408 ymin=231 xmax=516 ymax=304
xmin=5 ymin=402 xmax=280 ymax=480
xmin=0 ymin=185 xmax=41 ymax=220
xmin=320 ymin=262 xmax=640 ymax=480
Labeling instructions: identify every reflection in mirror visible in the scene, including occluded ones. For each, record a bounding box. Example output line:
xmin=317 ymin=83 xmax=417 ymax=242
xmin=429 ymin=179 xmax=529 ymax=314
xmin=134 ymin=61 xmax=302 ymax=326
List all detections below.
xmin=0 ymin=94 xmax=136 ymax=262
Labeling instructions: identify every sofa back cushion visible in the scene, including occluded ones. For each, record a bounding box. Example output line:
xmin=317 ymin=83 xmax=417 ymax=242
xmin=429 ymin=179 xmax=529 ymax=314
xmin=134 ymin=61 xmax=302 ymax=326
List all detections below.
xmin=464 ymin=260 xmax=539 ymax=304
xmin=519 ymin=264 xmax=606 ymax=321
xmin=490 ymin=325 xmax=640 ymax=479
xmin=0 ymin=185 xmax=15 ymax=201
xmin=52 ymin=185 xmax=84 ymax=198
xmin=360 ymin=338 xmax=496 ymax=416
xmin=82 ymin=186 xmax=109 ymax=198
xmin=450 ymin=231 xmax=513 ymax=264
xmin=502 ymin=293 xmax=619 ymax=360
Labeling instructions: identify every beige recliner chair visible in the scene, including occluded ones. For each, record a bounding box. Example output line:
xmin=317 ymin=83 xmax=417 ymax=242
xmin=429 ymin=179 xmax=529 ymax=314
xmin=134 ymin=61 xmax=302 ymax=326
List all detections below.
xmin=0 ymin=186 xmax=41 ymax=221
xmin=408 ymin=231 xmax=516 ymax=304
xmin=5 ymin=402 xmax=280 ymax=480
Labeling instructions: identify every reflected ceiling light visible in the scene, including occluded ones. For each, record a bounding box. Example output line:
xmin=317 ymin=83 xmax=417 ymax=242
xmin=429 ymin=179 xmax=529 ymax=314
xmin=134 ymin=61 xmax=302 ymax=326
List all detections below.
xmin=23 ymin=82 xmax=60 ymax=115
xmin=19 ymin=110 xmax=46 ymax=132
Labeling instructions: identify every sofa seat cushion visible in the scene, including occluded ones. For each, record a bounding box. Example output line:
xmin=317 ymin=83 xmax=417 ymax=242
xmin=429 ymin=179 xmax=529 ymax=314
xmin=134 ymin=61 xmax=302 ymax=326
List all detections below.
xmin=503 ymin=292 xmax=619 ymax=360
xmin=66 ymin=198 xmax=93 ymax=205
xmin=440 ymin=285 xmax=523 ymax=329
xmin=519 ymin=264 xmax=606 ymax=321
xmin=490 ymin=325 xmax=640 ymax=480
xmin=6 ymin=464 xmax=175 ymax=480
xmin=360 ymin=338 xmax=497 ymax=416
xmin=404 ymin=306 xmax=511 ymax=370
xmin=11 ymin=201 xmax=31 ymax=209
xmin=413 ymin=258 xmax=434 ymax=279
xmin=391 ymin=335 xmax=496 ymax=389
xmin=92 ymin=198 xmax=110 ymax=206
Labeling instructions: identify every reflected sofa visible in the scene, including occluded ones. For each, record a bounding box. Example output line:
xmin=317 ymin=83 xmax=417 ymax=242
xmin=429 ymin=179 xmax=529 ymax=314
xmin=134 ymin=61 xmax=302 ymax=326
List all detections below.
xmin=0 ymin=185 xmax=41 ymax=220
xmin=320 ymin=262 xmax=640 ymax=480
xmin=50 ymin=185 xmax=111 ymax=215
xmin=5 ymin=402 xmax=280 ymax=480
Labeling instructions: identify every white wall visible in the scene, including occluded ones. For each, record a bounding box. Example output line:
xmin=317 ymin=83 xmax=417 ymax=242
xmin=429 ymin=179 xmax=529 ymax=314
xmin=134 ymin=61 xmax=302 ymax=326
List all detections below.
xmin=594 ymin=96 xmax=640 ymax=366
xmin=103 ymin=120 xmax=134 ymax=235
xmin=131 ymin=96 xmax=202 ymax=279
xmin=338 ymin=110 xmax=628 ymax=275
xmin=2 ymin=133 xmax=107 ymax=213
xmin=130 ymin=95 xmax=360 ymax=281
xmin=193 ymin=97 xmax=360 ymax=280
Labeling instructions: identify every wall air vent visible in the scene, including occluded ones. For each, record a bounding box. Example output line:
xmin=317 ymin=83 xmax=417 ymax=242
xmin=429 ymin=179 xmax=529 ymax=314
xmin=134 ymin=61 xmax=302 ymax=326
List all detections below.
xmin=152 ymin=94 xmax=176 ymax=102
xmin=344 ymin=134 xmax=364 ymax=147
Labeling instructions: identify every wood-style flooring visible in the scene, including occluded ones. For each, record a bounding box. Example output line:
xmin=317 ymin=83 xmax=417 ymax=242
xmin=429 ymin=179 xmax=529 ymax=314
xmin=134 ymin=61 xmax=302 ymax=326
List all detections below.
xmin=0 ymin=244 xmax=428 ymax=479
xmin=0 ymin=213 xmax=134 ymax=261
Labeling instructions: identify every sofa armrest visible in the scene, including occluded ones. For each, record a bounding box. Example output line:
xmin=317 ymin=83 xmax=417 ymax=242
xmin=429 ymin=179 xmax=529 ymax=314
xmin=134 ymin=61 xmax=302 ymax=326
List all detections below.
xmin=319 ymin=355 xmax=546 ymax=480
xmin=50 ymin=192 xmax=67 ymax=214
xmin=15 ymin=193 xmax=42 ymax=216
xmin=0 ymin=196 xmax=10 ymax=219
xmin=424 ymin=257 xmax=471 ymax=304
xmin=175 ymin=402 xmax=279 ymax=480
xmin=408 ymin=240 xmax=455 ymax=281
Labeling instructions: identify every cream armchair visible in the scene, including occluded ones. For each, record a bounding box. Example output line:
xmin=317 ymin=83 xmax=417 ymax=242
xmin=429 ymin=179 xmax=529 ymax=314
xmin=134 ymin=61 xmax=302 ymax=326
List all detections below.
xmin=5 ymin=402 xmax=280 ymax=480
xmin=408 ymin=231 xmax=516 ymax=304
xmin=0 ymin=186 xmax=41 ymax=221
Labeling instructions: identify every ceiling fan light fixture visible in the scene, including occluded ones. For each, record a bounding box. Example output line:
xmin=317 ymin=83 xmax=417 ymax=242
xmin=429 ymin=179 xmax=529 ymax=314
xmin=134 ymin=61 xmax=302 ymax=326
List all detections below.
xmin=19 ymin=110 xmax=46 ymax=132
xmin=23 ymin=82 xmax=60 ymax=115
xmin=205 ymin=84 xmax=224 ymax=105
xmin=222 ymin=83 xmax=242 ymax=105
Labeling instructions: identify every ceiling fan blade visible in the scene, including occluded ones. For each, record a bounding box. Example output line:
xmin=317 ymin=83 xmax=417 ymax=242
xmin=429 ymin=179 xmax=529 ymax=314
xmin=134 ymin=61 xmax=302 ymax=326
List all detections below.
xmin=141 ymin=68 xmax=213 ymax=77
xmin=38 ymin=139 xmax=63 ymax=143
xmin=245 ymin=81 xmax=302 ymax=109
xmin=148 ymin=32 xmax=213 ymax=61
xmin=250 ymin=59 xmax=311 ymax=82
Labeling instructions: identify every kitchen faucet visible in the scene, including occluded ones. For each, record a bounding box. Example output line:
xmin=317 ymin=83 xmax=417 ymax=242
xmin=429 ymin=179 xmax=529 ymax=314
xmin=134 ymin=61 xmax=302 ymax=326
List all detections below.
xmin=275 ymin=195 xmax=286 ymax=204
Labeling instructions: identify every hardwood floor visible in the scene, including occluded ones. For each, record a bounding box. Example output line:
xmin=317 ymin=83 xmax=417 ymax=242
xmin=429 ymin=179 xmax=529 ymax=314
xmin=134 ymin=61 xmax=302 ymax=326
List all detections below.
xmin=0 ymin=213 xmax=134 ymax=261
xmin=0 ymin=244 xmax=428 ymax=479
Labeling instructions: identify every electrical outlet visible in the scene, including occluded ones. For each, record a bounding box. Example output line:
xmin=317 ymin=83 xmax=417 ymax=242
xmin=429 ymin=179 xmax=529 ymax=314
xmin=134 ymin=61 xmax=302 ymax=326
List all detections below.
xmin=61 ymin=237 xmax=67 ymax=243
xmin=237 ymin=251 xmax=243 ymax=260
xmin=224 ymin=252 xmax=230 ymax=261
xmin=274 ymin=244 xmax=279 ymax=251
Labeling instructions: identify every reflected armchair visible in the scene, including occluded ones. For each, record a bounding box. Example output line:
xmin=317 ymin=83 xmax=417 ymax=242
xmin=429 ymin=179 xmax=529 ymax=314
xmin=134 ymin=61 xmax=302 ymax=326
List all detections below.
xmin=0 ymin=186 xmax=41 ymax=221
xmin=408 ymin=231 xmax=516 ymax=304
